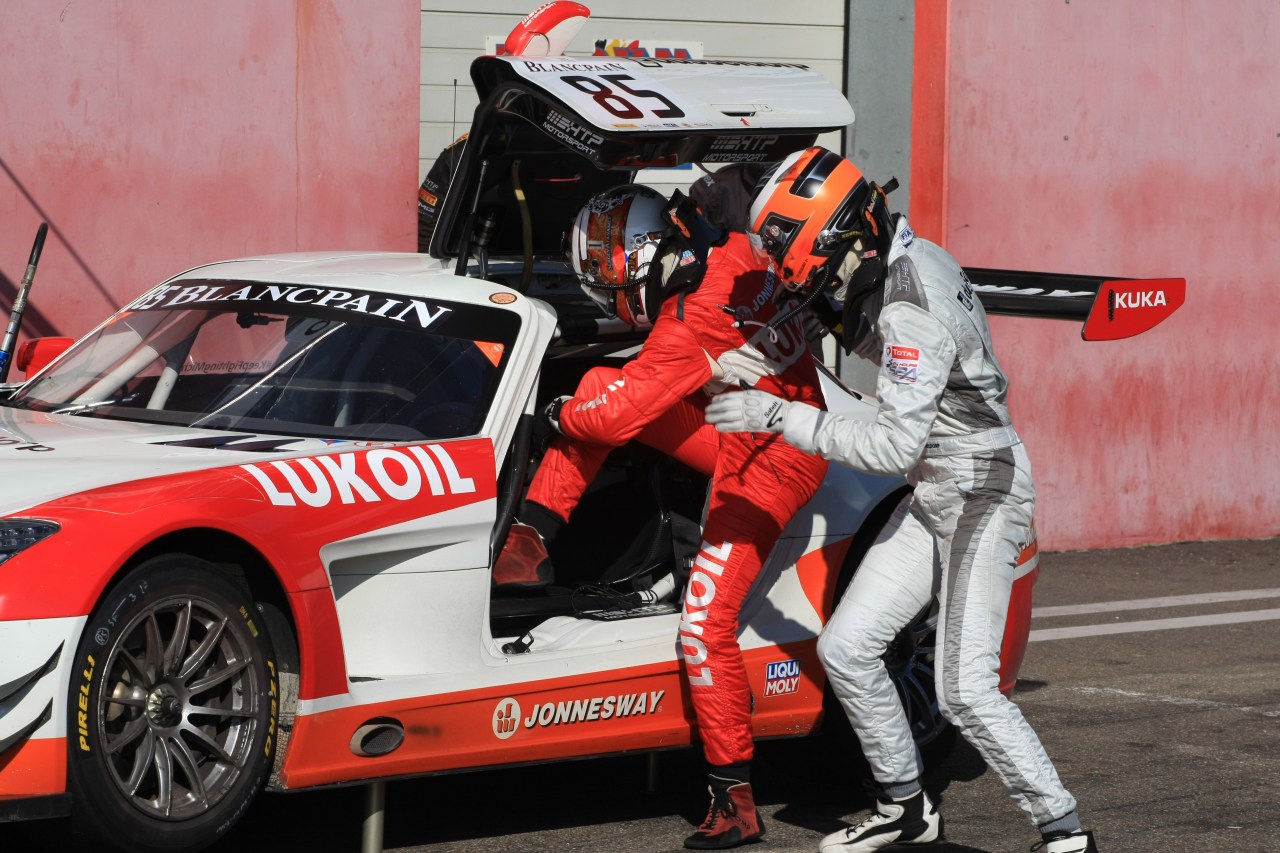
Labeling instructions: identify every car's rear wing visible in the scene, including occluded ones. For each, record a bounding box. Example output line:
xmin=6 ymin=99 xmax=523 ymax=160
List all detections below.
xmin=965 ymin=268 xmax=1185 ymax=340
xmin=431 ymin=54 xmax=854 ymax=267
xmin=469 ymin=54 xmax=856 ymax=138
xmin=432 ymin=2 xmax=1185 ymax=342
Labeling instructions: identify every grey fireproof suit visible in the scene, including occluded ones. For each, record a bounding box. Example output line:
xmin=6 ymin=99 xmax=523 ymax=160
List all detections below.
xmin=781 ymin=216 xmax=1077 ymax=827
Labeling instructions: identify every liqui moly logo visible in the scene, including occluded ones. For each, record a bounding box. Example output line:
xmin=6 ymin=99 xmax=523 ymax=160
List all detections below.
xmin=240 ymin=444 xmax=476 ymax=507
xmin=680 ymin=540 xmax=733 ymax=686
xmin=764 ymin=659 xmax=801 ymax=697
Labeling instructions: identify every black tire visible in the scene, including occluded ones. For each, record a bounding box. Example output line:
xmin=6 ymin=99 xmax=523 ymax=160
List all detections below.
xmin=822 ymin=490 xmax=956 ymax=765
xmin=67 ymin=555 xmax=279 ymax=853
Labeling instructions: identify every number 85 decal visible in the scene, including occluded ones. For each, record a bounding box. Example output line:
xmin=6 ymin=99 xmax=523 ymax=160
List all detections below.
xmin=561 ymin=74 xmax=686 ymax=120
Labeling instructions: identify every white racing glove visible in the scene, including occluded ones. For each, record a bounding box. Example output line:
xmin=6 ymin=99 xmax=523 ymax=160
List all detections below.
xmin=704 ymin=343 xmax=780 ymax=394
xmin=704 ymin=389 xmax=791 ymax=434
xmin=704 ymin=389 xmax=825 ymax=453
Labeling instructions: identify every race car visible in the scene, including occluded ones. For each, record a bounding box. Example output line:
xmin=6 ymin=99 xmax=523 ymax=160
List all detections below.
xmin=0 ymin=6 xmax=1182 ymax=852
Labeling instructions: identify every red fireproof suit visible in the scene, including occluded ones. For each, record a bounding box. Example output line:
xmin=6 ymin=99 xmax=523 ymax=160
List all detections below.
xmin=526 ymin=232 xmax=829 ymax=766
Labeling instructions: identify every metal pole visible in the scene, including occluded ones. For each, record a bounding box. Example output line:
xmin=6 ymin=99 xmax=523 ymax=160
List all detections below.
xmin=361 ymin=781 xmax=386 ymax=853
xmin=647 ymin=752 xmax=660 ymax=794
xmin=0 ymin=223 xmax=49 ymax=383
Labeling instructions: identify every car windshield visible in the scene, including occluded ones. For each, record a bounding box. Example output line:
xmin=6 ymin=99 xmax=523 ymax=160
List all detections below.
xmin=6 ymin=279 xmax=519 ymax=442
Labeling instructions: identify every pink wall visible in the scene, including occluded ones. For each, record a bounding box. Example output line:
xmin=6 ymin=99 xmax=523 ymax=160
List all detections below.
xmin=0 ymin=1 xmax=420 ymax=347
xmin=2 ymin=2 xmax=1271 ymax=550
xmin=914 ymin=1 xmax=1279 ymax=549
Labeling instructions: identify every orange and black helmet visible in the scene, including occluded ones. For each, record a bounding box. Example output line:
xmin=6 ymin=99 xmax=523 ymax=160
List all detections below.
xmin=749 ymin=146 xmax=894 ymax=291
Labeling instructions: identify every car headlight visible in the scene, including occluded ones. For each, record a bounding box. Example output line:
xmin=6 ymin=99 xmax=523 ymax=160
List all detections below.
xmin=0 ymin=520 xmax=60 ymax=566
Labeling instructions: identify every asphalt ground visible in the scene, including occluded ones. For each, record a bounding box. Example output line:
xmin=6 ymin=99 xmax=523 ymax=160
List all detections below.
xmin=8 ymin=537 xmax=1278 ymax=853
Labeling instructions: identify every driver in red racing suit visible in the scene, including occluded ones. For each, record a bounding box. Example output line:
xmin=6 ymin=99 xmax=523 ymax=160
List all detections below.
xmin=496 ymin=184 xmax=828 ymax=850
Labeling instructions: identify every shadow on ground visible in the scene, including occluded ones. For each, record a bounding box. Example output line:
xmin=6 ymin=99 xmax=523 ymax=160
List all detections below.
xmin=4 ymin=730 xmax=999 ymax=852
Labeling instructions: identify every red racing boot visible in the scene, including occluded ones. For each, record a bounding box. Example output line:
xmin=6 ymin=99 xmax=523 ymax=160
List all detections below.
xmin=492 ymin=523 xmax=553 ymax=588
xmin=684 ymin=777 xmax=765 ymax=849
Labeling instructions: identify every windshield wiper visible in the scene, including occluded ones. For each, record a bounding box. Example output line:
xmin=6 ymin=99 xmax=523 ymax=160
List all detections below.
xmin=237 ymin=312 xmax=282 ymax=328
xmin=53 ymin=392 xmax=140 ymax=415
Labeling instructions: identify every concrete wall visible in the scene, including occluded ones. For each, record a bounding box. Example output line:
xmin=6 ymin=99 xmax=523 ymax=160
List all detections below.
xmin=0 ymin=1 xmax=421 ymax=349
xmin=846 ymin=2 xmax=914 ymax=214
xmin=912 ymin=1 xmax=1279 ymax=550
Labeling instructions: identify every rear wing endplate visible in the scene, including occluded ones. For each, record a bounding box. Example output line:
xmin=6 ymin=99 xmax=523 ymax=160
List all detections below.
xmin=965 ymin=268 xmax=1185 ymax=340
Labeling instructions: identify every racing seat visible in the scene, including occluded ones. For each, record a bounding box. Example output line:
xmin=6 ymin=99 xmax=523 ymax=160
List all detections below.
xmin=489 ymin=443 xmax=703 ymax=638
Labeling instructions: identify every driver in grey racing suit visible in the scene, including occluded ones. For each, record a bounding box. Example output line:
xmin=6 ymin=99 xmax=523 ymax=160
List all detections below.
xmin=704 ymin=147 xmax=1097 ymax=853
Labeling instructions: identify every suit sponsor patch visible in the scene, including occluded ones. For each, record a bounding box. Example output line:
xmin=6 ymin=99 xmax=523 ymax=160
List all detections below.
xmin=884 ymin=344 xmax=920 ymax=385
xmin=680 ymin=540 xmax=733 ymax=686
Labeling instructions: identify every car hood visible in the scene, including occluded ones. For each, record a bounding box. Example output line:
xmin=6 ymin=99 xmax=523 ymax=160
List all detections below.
xmin=0 ymin=406 xmax=334 ymax=515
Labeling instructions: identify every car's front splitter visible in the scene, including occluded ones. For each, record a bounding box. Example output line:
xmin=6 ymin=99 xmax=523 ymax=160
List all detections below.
xmin=0 ymin=616 xmax=85 ymax=798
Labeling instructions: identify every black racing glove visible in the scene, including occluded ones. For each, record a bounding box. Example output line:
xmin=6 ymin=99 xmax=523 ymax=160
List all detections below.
xmin=531 ymin=395 xmax=569 ymax=457
xmin=542 ymin=395 xmax=569 ymax=434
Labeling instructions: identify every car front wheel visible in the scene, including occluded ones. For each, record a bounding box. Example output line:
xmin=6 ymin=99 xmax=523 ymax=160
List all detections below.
xmin=882 ymin=600 xmax=955 ymax=760
xmin=67 ymin=555 xmax=278 ymax=853
xmin=821 ymin=491 xmax=956 ymax=767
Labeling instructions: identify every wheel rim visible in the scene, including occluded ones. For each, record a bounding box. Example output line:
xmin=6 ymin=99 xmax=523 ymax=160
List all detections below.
xmin=884 ymin=608 xmax=948 ymax=747
xmin=96 ymin=594 xmax=263 ymax=821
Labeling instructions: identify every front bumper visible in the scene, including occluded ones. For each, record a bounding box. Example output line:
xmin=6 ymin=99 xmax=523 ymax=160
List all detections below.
xmin=0 ymin=793 xmax=71 ymax=823
xmin=0 ymin=616 xmax=85 ymax=800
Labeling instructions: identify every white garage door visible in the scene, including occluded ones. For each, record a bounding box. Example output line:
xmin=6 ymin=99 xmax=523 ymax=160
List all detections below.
xmin=421 ymin=1 xmax=850 ymax=196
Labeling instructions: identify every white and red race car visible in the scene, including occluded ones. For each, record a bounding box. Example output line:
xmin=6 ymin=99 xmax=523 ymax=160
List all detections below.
xmin=0 ymin=7 xmax=1182 ymax=852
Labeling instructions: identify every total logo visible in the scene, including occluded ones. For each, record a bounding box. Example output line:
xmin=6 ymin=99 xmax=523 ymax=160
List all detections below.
xmin=764 ymin=659 xmax=801 ymax=697
xmin=884 ymin=344 xmax=921 ymax=385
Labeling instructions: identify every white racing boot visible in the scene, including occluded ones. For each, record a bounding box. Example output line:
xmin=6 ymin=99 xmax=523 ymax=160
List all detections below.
xmin=1031 ymin=829 xmax=1098 ymax=852
xmin=818 ymin=789 xmax=942 ymax=852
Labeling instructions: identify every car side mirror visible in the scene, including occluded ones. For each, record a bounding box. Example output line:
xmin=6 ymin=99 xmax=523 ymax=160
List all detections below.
xmin=16 ymin=336 xmax=74 ymax=377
